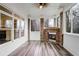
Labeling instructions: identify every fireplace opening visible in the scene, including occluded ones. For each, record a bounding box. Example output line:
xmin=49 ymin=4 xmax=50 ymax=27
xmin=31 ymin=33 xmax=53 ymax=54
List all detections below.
xmin=0 ymin=30 xmax=9 ymax=44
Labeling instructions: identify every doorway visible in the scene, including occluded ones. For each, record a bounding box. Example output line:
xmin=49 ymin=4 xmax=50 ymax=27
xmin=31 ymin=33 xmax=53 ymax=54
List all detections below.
xmin=28 ymin=18 xmax=40 ymax=41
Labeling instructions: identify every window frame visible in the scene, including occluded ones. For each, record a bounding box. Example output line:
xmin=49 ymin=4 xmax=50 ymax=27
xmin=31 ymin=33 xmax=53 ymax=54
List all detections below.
xmin=65 ymin=4 xmax=79 ymax=35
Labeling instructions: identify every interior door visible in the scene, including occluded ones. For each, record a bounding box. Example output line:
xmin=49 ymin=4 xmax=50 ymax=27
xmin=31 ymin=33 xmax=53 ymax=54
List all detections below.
xmin=29 ymin=19 xmax=40 ymax=41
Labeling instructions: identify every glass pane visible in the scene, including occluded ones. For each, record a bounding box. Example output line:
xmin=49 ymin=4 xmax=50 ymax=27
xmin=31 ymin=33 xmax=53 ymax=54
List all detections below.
xmin=44 ymin=19 xmax=49 ymax=27
xmin=1 ymin=13 xmax=12 ymax=29
xmin=0 ymin=13 xmax=12 ymax=44
xmin=66 ymin=10 xmax=71 ymax=32
xmin=14 ymin=30 xmax=19 ymax=39
xmin=31 ymin=20 xmax=40 ymax=31
xmin=54 ymin=18 xmax=57 ymax=27
xmin=20 ymin=20 xmax=25 ymax=30
xmin=44 ymin=18 xmax=57 ymax=28
xmin=71 ymin=4 xmax=79 ymax=33
xmin=57 ymin=17 xmax=60 ymax=28
xmin=20 ymin=20 xmax=25 ymax=36
xmin=48 ymin=19 xmax=54 ymax=27
xmin=14 ymin=19 xmax=20 ymax=39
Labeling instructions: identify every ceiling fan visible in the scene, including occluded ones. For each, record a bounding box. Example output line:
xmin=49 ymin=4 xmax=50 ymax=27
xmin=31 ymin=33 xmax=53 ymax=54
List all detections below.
xmin=33 ymin=3 xmax=48 ymax=9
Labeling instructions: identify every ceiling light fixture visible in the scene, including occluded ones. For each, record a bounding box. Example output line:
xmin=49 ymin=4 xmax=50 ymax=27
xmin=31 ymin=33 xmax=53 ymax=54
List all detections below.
xmin=33 ymin=3 xmax=48 ymax=9
xmin=40 ymin=5 xmax=43 ymax=9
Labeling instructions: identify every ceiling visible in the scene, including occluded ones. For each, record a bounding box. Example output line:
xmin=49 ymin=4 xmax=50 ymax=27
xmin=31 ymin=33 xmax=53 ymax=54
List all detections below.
xmin=0 ymin=3 xmax=75 ymax=19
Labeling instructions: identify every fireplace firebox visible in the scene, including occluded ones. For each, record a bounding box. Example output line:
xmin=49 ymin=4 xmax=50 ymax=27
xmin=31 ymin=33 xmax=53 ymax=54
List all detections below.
xmin=0 ymin=30 xmax=7 ymax=44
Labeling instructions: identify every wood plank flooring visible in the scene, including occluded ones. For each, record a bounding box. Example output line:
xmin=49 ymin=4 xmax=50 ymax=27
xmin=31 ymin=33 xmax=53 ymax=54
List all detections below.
xmin=50 ymin=41 xmax=73 ymax=56
xmin=9 ymin=41 xmax=72 ymax=56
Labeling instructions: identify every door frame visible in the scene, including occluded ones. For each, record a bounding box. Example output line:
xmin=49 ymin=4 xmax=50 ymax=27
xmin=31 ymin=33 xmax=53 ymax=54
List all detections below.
xmin=28 ymin=18 xmax=30 ymax=42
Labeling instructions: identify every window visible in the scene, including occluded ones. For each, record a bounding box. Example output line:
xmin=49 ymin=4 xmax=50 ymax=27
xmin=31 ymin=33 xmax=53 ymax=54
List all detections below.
xmin=17 ymin=20 xmax=20 ymax=29
xmin=44 ymin=18 xmax=57 ymax=27
xmin=49 ymin=19 xmax=54 ymax=27
xmin=66 ymin=10 xmax=71 ymax=32
xmin=44 ymin=19 xmax=49 ymax=27
xmin=20 ymin=20 xmax=25 ymax=36
xmin=5 ymin=20 xmax=12 ymax=28
xmin=20 ymin=20 xmax=25 ymax=30
xmin=14 ymin=19 xmax=20 ymax=39
xmin=0 ymin=5 xmax=25 ymax=44
xmin=66 ymin=4 xmax=79 ymax=34
xmin=57 ymin=16 xmax=61 ymax=28
xmin=0 ymin=13 xmax=12 ymax=44
xmin=72 ymin=4 xmax=79 ymax=33
xmin=1 ymin=13 xmax=12 ymax=29
xmin=31 ymin=20 xmax=40 ymax=31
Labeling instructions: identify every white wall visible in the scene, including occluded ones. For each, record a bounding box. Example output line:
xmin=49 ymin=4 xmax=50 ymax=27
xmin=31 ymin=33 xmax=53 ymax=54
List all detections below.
xmin=63 ymin=34 xmax=79 ymax=55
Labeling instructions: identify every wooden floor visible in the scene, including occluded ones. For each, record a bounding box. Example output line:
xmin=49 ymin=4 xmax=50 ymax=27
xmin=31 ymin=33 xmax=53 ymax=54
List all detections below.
xmin=9 ymin=41 xmax=72 ymax=56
